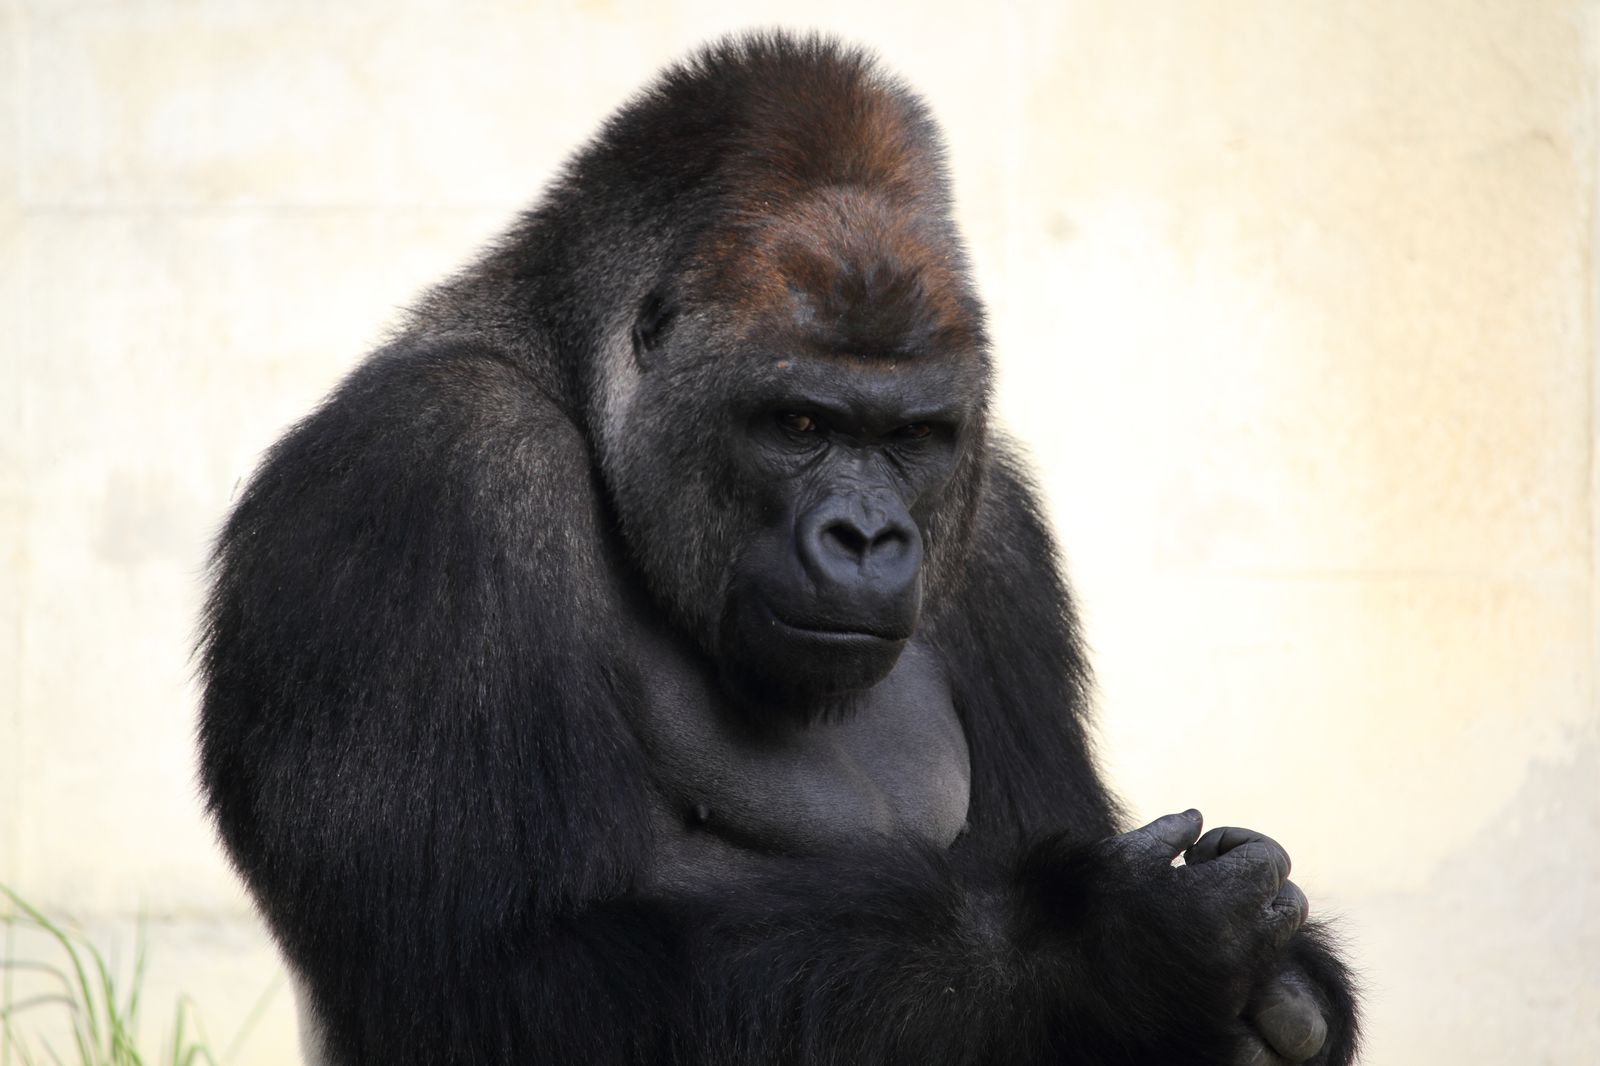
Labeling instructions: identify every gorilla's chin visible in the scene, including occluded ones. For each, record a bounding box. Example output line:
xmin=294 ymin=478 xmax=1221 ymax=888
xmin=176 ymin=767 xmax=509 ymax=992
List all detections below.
xmin=719 ymin=594 xmax=911 ymax=718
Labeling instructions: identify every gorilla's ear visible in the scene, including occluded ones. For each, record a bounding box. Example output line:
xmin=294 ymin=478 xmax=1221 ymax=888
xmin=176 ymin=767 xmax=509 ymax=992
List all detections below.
xmin=631 ymin=289 xmax=676 ymax=368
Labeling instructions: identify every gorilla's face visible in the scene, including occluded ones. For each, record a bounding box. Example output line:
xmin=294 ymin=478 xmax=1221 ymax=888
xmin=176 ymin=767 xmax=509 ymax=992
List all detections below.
xmin=604 ymin=307 xmax=986 ymax=714
xmin=717 ymin=354 xmax=973 ymax=703
xmin=601 ymin=193 xmax=990 ymax=715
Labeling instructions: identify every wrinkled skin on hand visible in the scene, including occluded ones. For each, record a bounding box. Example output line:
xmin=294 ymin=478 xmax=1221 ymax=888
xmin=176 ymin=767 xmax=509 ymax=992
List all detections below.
xmin=1182 ymin=823 xmax=1331 ymax=1065
xmin=1110 ymin=812 xmax=1333 ymax=1065
xmin=1235 ymin=964 xmax=1331 ymax=1065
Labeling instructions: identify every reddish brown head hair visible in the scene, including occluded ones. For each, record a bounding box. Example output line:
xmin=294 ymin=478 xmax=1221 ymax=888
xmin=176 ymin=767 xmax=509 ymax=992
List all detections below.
xmin=670 ymin=35 xmax=986 ymax=360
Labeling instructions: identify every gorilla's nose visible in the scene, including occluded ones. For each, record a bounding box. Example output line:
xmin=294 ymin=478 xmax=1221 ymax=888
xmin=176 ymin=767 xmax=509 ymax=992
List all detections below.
xmin=797 ymin=496 xmax=923 ymax=607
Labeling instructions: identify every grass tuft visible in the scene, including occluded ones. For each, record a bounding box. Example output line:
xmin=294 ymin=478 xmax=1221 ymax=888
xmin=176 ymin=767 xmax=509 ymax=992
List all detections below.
xmin=1 ymin=886 xmax=278 ymax=1066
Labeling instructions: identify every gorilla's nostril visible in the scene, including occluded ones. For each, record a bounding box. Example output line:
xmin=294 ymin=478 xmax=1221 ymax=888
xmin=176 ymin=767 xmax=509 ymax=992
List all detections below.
xmin=821 ymin=520 xmax=912 ymax=565
xmin=870 ymin=528 xmax=907 ymax=557
xmin=822 ymin=520 xmax=871 ymax=561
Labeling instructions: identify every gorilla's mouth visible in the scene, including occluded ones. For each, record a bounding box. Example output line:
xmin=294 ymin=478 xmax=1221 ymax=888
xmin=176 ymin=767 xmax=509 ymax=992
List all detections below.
xmin=759 ymin=601 xmax=914 ymax=645
xmin=719 ymin=592 xmax=916 ymax=708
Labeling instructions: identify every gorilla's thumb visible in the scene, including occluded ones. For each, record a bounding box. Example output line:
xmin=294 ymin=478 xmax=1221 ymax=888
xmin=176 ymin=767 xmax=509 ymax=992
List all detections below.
xmin=1136 ymin=809 xmax=1204 ymax=861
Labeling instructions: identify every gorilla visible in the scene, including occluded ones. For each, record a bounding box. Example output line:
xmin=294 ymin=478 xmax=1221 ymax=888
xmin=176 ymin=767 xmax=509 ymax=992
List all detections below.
xmin=199 ymin=32 xmax=1359 ymax=1066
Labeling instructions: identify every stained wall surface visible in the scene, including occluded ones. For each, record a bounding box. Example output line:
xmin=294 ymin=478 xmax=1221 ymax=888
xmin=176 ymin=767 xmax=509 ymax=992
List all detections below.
xmin=2 ymin=2 xmax=1596 ymax=1062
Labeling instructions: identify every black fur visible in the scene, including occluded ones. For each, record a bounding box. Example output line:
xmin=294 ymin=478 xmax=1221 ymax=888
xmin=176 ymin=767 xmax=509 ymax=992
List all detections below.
xmin=198 ymin=32 xmax=1359 ymax=1065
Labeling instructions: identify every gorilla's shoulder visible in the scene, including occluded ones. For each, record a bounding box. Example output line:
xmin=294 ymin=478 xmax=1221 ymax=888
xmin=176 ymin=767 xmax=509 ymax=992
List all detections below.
xmin=250 ymin=339 xmax=586 ymax=496
xmin=316 ymin=338 xmax=578 ymax=448
xmin=219 ymin=337 xmax=606 ymax=596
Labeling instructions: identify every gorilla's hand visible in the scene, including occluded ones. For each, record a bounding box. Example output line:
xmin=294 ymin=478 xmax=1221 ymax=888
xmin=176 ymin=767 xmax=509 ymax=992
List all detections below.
xmin=1106 ymin=812 xmax=1308 ymax=965
xmin=1181 ymin=825 xmax=1329 ymax=1065
xmin=1087 ymin=813 xmax=1313 ymax=1059
xmin=1227 ymin=964 xmax=1331 ymax=1064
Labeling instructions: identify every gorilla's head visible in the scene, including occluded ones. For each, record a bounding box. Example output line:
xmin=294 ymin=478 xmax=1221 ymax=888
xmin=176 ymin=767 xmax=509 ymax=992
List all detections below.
xmin=584 ymin=36 xmax=992 ymax=712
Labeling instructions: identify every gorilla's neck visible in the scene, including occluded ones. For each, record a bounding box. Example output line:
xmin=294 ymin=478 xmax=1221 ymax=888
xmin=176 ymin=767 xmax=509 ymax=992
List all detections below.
xmin=721 ymin=673 xmax=880 ymax=731
xmin=624 ymin=622 xmax=971 ymax=873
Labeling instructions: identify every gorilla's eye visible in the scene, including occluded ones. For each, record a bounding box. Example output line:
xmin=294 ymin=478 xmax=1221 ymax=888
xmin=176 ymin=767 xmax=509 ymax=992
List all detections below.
xmin=779 ymin=413 xmax=818 ymax=434
xmin=898 ymin=423 xmax=933 ymax=440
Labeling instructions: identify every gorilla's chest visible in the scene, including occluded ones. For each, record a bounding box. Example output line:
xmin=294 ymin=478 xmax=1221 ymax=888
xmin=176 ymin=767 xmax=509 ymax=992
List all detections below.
xmin=624 ymin=635 xmax=971 ymax=887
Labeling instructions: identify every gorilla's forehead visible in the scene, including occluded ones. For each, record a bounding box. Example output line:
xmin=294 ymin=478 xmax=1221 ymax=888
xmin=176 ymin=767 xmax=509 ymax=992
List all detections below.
xmin=694 ymin=186 xmax=987 ymax=362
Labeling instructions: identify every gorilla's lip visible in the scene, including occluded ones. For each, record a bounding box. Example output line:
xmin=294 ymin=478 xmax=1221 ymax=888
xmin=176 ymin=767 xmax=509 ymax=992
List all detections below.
xmin=759 ymin=601 xmax=912 ymax=644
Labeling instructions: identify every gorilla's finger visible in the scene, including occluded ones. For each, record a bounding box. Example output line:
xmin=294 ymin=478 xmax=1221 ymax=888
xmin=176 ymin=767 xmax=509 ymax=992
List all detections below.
xmin=1186 ymin=826 xmax=1255 ymax=865
xmin=1248 ymin=968 xmax=1328 ymax=1063
xmin=1206 ymin=835 xmax=1292 ymax=895
xmin=1186 ymin=827 xmax=1293 ymax=878
xmin=1263 ymin=881 xmax=1310 ymax=949
xmin=1127 ymin=810 xmax=1204 ymax=864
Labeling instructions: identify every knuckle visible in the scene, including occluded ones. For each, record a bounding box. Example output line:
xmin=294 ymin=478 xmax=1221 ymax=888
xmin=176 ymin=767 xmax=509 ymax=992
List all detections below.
xmin=1249 ymin=969 xmax=1328 ymax=1062
xmin=1258 ymin=1002 xmax=1328 ymax=1061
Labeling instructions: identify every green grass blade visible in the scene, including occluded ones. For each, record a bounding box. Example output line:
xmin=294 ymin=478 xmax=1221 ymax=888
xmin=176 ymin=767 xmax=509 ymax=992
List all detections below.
xmin=220 ymin=976 xmax=281 ymax=1064
xmin=85 ymin=935 xmax=122 ymax=1061
xmin=166 ymin=1000 xmax=185 ymax=1066
xmin=173 ymin=999 xmax=216 ymax=1066
xmin=0 ymin=963 xmax=74 ymax=998
xmin=0 ymin=996 xmax=79 ymax=1020
xmin=122 ymin=923 xmax=147 ymax=1035
xmin=0 ymin=890 xmax=103 ymax=1058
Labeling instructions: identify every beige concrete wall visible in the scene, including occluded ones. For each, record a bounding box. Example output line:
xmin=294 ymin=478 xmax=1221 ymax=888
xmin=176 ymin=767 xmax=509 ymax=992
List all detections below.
xmin=2 ymin=1 xmax=1595 ymax=1062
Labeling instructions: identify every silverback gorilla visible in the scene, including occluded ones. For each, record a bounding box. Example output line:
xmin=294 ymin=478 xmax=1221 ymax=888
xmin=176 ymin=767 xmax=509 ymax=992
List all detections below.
xmin=199 ymin=32 xmax=1359 ymax=1066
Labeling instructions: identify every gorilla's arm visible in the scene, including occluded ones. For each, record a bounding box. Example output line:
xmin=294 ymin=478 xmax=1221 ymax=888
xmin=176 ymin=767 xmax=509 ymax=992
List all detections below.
xmin=932 ymin=448 xmax=1121 ymax=853
xmin=200 ymin=345 xmax=1347 ymax=1065
xmin=668 ymin=818 xmax=1312 ymax=1066
xmin=201 ymin=344 xmax=663 ymax=1058
xmin=934 ymin=454 xmax=1360 ymax=1066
